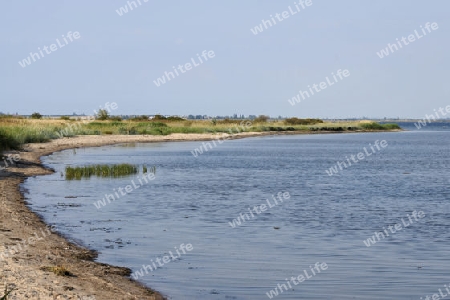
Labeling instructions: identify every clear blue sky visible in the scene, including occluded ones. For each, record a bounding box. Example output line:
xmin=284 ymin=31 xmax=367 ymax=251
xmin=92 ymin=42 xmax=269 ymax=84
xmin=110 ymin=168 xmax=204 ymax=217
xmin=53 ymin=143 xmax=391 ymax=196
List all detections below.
xmin=1 ymin=1 xmax=449 ymax=118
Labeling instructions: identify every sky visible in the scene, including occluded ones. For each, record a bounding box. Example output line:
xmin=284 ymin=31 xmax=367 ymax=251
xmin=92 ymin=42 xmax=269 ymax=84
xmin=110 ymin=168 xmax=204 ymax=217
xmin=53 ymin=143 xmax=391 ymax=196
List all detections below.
xmin=1 ymin=0 xmax=449 ymax=118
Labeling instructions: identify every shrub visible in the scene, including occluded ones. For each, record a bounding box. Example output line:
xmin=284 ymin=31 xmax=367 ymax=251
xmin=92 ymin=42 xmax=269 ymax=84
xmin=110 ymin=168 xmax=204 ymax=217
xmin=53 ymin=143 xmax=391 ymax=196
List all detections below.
xmin=31 ymin=112 xmax=42 ymax=119
xmin=153 ymin=114 xmax=167 ymax=120
xmin=253 ymin=115 xmax=270 ymax=123
xmin=95 ymin=109 xmax=109 ymax=120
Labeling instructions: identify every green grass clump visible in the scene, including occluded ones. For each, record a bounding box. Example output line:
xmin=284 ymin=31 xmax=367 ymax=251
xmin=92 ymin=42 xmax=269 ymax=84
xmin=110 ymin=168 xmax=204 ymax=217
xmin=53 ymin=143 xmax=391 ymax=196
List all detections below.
xmin=359 ymin=122 xmax=385 ymax=130
xmin=358 ymin=122 xmax=400 ymax=130
xmin=0 ymin=126 xmax=52 ymax=150
xmin=0 ymin=128 xmax=21 ymax=151
xmin=380 ymin=123 xmax=401 ymax=130
xmin=65 ymin=164 xmax=138 ymax=180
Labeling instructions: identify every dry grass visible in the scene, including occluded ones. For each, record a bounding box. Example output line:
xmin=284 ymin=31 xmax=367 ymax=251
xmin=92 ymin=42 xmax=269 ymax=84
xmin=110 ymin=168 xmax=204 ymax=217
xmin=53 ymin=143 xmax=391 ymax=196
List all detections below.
xmin=0 ymin=117 xmax=400 ymax=152
xmin=40 ymin=265 xmax=73 ymax=276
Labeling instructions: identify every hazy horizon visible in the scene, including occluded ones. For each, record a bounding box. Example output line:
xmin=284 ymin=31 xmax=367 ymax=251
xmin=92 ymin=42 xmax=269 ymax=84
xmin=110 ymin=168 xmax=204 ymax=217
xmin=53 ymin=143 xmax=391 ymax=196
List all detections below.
xmin=1 ymin=1 xmax=449 ymax=119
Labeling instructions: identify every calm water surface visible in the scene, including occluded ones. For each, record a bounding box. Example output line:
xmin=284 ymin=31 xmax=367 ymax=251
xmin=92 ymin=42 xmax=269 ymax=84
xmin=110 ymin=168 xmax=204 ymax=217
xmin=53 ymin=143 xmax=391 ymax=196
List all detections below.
xmin=24 ymin=124 xmax=450 ymax=299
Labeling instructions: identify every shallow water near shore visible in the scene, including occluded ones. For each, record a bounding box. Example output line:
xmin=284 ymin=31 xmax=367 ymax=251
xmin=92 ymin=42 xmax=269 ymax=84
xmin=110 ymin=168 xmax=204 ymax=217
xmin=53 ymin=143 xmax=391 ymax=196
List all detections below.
xmin=24 ymin=124 xmax=450 ymax=299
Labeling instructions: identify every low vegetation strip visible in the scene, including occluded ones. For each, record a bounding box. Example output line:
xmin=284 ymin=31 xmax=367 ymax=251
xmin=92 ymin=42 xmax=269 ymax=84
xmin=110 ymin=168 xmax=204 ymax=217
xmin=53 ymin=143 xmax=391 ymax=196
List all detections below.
xmin=0 ymin=115 xmax=400 ymax=153
xmin=65 ymin=164 xmax=144 ymax=180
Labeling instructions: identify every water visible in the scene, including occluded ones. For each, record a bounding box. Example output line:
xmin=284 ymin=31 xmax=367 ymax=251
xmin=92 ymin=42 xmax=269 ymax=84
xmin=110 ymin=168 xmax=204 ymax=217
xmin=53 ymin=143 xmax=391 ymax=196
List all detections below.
xmin=24 ymin=123 xmax=450 ymax=299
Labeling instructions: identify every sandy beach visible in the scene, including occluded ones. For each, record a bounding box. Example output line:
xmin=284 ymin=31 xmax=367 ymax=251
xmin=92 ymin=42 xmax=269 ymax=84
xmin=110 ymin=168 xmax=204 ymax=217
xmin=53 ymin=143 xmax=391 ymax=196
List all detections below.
xmin=0 ymin=132 xmax=274 ymax=300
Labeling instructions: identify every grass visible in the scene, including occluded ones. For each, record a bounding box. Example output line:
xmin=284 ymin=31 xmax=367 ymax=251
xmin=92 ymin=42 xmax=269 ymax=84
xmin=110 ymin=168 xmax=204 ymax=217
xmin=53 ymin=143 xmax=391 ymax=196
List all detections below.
xmin=65 ymin=164 xmax=139 ymax=180
xmin=0 ymin=117 xmax=401 ymax=152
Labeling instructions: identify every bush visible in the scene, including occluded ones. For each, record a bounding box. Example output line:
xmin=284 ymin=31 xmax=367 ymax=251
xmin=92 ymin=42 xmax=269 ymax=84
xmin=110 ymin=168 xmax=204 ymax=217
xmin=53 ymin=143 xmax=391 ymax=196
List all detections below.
xmin=95 ymin=109 xmax=109 ymax=120
xmin=153 ymin=114 xmax=167 ymax=120
xmin=31 ymin=112 xmax=42 ymax=119
xmin=253 ymin=115 xmax=270 ymax=123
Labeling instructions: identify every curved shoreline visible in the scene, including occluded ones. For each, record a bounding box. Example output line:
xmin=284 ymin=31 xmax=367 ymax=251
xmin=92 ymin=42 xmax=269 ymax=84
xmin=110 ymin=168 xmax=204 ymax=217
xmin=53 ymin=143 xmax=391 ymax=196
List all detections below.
xmin=0 ymin=130 xmax=399 ymax=299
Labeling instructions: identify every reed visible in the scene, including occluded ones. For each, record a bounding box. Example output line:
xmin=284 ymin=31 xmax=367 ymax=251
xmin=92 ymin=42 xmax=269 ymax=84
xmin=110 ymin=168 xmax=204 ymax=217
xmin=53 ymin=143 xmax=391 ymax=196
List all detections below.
xmin=143 ymin=165 xmax=156 ymax=174
xmin=65 ymin=164 xmax=138 ymax=180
